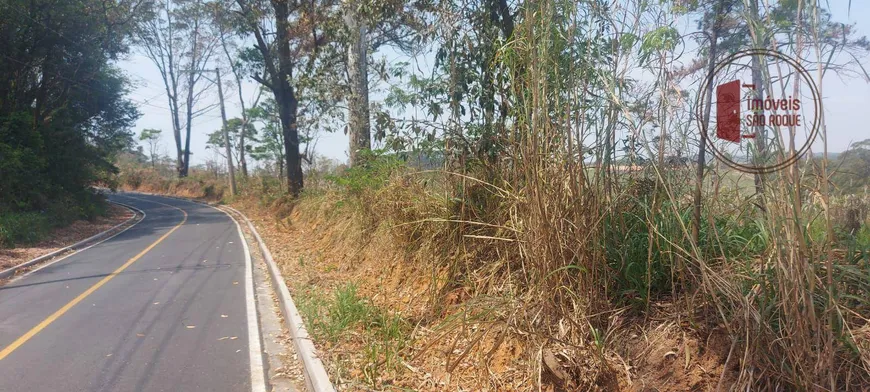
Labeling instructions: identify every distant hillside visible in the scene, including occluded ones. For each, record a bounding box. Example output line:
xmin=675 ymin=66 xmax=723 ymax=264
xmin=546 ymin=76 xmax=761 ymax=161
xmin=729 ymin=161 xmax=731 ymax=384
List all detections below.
xmin=812 ymin=151 xmax=843 ymax=159
xmin=728 ymin=151 xmax=844 ymax=163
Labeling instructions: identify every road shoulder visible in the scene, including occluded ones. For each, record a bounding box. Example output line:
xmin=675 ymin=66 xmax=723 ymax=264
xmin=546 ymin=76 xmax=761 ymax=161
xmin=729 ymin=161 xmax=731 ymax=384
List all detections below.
xmin=228 ymin=207 xmax=306 ymax=392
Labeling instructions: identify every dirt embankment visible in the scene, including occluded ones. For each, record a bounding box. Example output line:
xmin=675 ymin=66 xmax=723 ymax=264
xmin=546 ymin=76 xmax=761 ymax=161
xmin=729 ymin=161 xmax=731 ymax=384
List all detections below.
xmin=0 ymin=204 xmax=133 ymax=271
xmin=229 ymin=195 xmax=736 ymax=392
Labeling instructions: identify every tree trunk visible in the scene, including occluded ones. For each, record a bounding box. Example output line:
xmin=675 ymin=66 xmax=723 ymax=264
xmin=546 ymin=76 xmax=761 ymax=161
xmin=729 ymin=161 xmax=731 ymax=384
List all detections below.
xmin=170 ymin=67 xmax=183 ymax=177
xmin=274 ymin=86 xmax=302 ymax=196
xmin=344 ymin=5 xmax=371 ymax=167
xmin=219 ymin=13 xmax=251 ymax=178
xmin=693 ymin=2 xmax=723 ymax=244
xmin=749 ymin=0 xmax=766 ymax=207
xmin=237 ymin=0 xmax=304 ymax=196
xmin=273 ymin=0 xmax=303 ymax=196
xmin=168 ymin=58 xmax=184 ymax=177
xmin=182 ymin=72 xmax=194 ymax=177
xmin=239 ymin=139 xmax=248 ymax=176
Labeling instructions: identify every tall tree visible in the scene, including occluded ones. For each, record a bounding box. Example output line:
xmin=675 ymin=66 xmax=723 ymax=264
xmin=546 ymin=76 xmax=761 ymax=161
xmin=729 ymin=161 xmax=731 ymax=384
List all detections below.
xmin=691 ymin=0 xmax=736 ymax=243
xmin=342 ymin=0 xmax=430 ymax=166
xmin=343 ymin=2 xmax=371 ymax=165
xmin=250 ymin=98 xmax=287 ymax=181
xmin=205 ymin=117 xmax=256 ymax=170
xmin=137 ymin=0 xmax=220 ymax=177
xmin=233 ymin=0 xmax=333 ymax=196
xmin=0 ymin=0 xmax=140 ymax=213
xmin=211 ymin=2 xmax=261 ymax=177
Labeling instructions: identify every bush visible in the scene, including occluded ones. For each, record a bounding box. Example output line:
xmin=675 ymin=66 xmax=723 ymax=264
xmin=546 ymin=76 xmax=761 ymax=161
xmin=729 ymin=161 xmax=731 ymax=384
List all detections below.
xmin=0 ymin=212 xmax=52 ymax=248
xmin=328 ymin=150 xmax=403 ymax=197
xmin=0 ymin=192 xmax=108 ymax=248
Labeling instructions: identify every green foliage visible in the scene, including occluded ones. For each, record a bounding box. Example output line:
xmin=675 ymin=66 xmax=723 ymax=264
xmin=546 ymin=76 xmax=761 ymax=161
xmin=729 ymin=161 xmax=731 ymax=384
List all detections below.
xmin=850 ymin=225 xmax=870 ymax=250
xmin=0 ymin=212 xmax=52 ymax=248
xmin=830 ymin=139 xmax=870 ymax=194
xmin=206 ymin=118 xmax=257 ymax=164
xmin=297 ymin=284 xmax=409 ymax=386
xmin=139 ymin=128 xmax=162 ymax=166
xmin=605 ymin=196 xmax=766 ymax=307
xmin=248 ymin=99 xmax=286 ymax=175
xmin=0 ymin=192 xmax=107 ymax=248
xmin=639 ymin=26 xmax=680 ymax=64
xmin=328 ymin=150 xmax=403 ymax=197
xmin=0 ymin=0 xmax=138 ymax=231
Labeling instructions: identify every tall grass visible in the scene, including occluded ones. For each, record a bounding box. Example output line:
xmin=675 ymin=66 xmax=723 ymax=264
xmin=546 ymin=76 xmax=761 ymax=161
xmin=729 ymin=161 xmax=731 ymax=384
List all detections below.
xmin=362 ymin=0 xmax=870 ymax=389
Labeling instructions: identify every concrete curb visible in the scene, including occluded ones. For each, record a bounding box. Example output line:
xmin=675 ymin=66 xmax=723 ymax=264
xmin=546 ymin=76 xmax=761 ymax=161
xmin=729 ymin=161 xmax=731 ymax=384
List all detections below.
xmin=221 ymin=206 xmax=336 ymax=392
xmin=0 ymin=201 xmax=143 ymax=280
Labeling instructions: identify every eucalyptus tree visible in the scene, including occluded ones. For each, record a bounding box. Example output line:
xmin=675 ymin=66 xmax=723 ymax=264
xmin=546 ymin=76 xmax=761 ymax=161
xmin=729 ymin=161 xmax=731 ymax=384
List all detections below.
xmin=249 ymin=99 xmax=286 ymax=180
xmin=343 ymin=2 xmax=371 ymax=165
xmin=139 ymin=129 xmax=163 ymax=168
xmin=231 ymin=0 xmax=336 ymax=195
xmin=210 ymin=1 xmax=262 ymax=177
xmin=205 ymin=117 xmax=255 ymax=172
xmin=136 ymin=0 xmax=221 ymax=177
xmin=341 ymin=0 xmax=430 ymax=166
xmin=376 ymin=0 xmax=517 ymax=168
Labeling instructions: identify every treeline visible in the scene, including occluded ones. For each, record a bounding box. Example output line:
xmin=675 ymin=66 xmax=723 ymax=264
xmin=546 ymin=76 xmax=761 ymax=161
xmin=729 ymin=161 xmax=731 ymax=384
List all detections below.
xmin=0 ymin=0 xmax=140 ymax=246
xmin=132 ymin=0 xmax=427 ymax=197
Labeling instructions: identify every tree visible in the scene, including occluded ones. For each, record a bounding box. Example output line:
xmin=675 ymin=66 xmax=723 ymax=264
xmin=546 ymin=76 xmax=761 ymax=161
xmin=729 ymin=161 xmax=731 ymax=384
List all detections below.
xmin=831 ymin=139 xmax=870 ymax=194
xmin=691 ymin=0 xmax=736 ymax=243
xmin=233 ymin=0 xmax=333 ymax=196
xmin=136 ymin=0 xmax=220 ymax=178
xmin=249 ymin=99 xmax=286 ymax=180
xmin=205 ymin=117 xmax=256 ymax=171
xmin=139 ymin=129 xmax=163 ymax=168
xmin=0 ymin=0 xmax=140 ymax=215
xmin=211 ymin=2 xmax=262 ymax=177
xmin=342 ymin=0 xmax=431 ymax=166
xmin=343 ymin=2 xmax=371 ymax=166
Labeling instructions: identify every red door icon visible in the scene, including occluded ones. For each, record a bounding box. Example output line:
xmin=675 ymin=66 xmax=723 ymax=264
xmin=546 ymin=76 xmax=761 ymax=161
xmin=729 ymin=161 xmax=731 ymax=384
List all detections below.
xmin=716 ymin=80 xmax=741 ymax=143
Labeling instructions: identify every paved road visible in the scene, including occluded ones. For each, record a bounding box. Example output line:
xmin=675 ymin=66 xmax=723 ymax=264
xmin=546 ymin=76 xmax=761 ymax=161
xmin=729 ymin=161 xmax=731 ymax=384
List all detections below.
xmin=0 ymin=192 xmax=265 ymax=392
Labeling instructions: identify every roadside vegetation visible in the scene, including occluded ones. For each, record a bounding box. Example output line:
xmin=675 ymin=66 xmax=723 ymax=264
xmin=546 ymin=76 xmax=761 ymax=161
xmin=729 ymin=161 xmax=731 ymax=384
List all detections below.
xmin=9 ymin=0 xmax=870 ymax=389
xmin=118 ymin=0 xmax=870 ymax=389
xmin=0 ymin=1 xmax=140 ymax=248
xmin=119 ymin=137 xmax=870 ymax=390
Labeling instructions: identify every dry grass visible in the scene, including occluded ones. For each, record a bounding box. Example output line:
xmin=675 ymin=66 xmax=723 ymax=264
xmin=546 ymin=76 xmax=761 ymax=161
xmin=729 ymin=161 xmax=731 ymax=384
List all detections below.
xmin=113 ymin=0 xmax=870 ymax=389
xmin=119 ymin=148 xmax=870 ymax=391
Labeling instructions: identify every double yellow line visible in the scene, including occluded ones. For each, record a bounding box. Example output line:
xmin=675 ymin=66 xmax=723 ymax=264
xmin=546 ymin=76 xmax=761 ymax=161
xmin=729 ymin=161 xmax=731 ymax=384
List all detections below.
xmin=0 ymin=198 xmax=187 ymax=361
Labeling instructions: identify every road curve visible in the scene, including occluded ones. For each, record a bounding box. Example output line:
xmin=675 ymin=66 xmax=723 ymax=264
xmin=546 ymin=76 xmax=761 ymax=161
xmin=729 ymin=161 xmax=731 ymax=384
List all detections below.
xmin=0 ymin=192 xmax=265 ymax=392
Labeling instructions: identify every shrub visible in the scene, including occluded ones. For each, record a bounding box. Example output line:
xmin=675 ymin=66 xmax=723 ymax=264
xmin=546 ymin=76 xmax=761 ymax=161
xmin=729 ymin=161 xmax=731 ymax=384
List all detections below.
xmin=328 ymin=149 xmax=403 ymax=197
xmin=0 ymin=212 xmax=52 ymax=248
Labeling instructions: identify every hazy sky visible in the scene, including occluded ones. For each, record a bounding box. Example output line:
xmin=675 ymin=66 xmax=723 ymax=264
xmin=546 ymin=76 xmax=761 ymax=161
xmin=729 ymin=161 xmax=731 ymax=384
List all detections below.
xmin=812 ymin=0 xmax=870 ymax=149
xmin=120 ymin=1 xmax=869 ymax=168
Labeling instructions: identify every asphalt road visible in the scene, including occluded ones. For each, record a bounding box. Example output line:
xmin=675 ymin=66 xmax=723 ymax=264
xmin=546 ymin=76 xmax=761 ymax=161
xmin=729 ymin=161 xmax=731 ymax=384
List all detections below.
xmin=0 ymin=192 xmax=265 ymax=392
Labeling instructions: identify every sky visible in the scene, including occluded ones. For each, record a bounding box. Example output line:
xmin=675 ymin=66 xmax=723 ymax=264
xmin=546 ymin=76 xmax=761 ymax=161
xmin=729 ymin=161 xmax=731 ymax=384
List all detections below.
xmin=119 ymin=1 xmax=870 ymax=168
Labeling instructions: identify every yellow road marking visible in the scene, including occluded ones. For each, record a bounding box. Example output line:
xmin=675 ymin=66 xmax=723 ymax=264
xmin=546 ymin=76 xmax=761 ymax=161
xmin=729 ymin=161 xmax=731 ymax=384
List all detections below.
xmin=0 ymin=198 xmax=187 ymax=360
